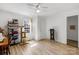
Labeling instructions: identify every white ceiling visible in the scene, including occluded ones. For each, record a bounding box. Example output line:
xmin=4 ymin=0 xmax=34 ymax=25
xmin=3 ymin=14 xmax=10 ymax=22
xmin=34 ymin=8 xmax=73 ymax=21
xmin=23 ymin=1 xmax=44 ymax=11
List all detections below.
xmin=0 ymin=3 xmax=79 ymax=16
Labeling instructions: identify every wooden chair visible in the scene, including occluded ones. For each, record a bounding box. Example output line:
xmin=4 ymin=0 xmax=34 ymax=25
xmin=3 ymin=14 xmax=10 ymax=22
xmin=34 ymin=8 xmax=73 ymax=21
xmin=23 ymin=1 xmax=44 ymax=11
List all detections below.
xmin=0 ymin=28 xmax=10 ymax=55
xmin=0 ymin=37 xmax=10 ymax=55
xmin=6 ymin=37 xmax=11 ymax=54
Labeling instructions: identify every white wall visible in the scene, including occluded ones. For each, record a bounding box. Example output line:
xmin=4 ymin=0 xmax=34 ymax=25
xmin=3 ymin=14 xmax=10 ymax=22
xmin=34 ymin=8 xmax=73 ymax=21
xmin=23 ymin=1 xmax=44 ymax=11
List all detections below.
xmin=31 ymin=15 xmax=47 ymax=40
xmin=0 ymin=10 xmax=27 ymax=29
xmin=0 ymin=10 xmax=29 ymax=43
xmin=31 ymin=14 xmax=40 ymax=40
xmin=38 ymin=16 xmax=47 ymax=39
xmin=46 ymin=10 xmax=79 ymax=44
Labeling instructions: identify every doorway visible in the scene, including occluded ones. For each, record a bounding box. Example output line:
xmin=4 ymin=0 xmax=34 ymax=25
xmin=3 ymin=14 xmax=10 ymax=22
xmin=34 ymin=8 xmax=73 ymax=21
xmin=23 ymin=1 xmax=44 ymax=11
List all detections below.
xmin=67 ymin=15 xmax=78 ymax=47
xmin=23 ymin=17 xmax=32 ymax=41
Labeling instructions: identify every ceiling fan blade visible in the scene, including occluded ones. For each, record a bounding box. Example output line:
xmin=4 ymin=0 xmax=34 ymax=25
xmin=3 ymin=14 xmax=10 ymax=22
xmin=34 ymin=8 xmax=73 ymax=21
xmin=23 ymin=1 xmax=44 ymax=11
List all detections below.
xmin=26 ymin=3 xmax=34 ymax=7
xmin=26 ymin=3 xmax=48 ymax=11
xmin=42 ymin=6 xmax=48 ymax=8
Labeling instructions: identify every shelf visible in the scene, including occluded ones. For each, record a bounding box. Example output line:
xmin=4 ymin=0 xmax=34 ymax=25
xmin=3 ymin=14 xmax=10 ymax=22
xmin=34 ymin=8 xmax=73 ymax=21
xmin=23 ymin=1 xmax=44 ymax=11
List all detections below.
xmin=8 ymin=19 xmax=19 ymax=45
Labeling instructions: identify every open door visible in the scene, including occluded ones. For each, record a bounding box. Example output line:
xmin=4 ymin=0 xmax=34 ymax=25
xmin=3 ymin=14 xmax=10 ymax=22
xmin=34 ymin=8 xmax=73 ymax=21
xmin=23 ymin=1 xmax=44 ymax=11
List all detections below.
xmin=67 ymin=15 xmax=78 ymax=47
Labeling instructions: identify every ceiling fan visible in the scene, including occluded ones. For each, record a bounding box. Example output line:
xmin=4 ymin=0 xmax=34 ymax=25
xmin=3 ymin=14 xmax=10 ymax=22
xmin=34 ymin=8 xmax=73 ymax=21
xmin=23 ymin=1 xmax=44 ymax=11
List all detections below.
xmin=26 ymin=3 xmax=48 ymax=13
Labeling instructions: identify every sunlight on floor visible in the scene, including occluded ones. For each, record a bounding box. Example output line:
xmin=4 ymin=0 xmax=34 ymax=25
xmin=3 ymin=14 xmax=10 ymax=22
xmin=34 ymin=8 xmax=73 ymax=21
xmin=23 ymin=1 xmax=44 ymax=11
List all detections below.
xmin=30 ymin=43 xmax=38 ymax=48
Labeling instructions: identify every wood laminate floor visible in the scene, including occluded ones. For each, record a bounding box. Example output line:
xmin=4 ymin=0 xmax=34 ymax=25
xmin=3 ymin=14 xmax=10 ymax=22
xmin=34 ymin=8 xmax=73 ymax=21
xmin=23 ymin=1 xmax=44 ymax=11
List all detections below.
xmin=67 ymin=39 xmax=78 ymax=47
xmin=10 ymin=39 xmax=79 ymax=55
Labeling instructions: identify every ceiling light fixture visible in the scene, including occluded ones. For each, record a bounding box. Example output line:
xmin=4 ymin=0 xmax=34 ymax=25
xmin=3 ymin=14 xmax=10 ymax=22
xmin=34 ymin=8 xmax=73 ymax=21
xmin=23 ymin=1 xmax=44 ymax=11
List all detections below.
xmin=36 ymin=9 xmax=40 ymax=13
xmin=27 ymin=3 xmax=48 ymax=13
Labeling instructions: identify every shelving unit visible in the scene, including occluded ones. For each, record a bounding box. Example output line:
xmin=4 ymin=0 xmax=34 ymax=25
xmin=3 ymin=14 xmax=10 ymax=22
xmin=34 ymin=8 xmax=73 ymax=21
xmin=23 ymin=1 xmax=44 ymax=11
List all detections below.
xmin=8 ymin=19 xmax=19 ymax=45
xmin=19 ymin=26 xmax=28 ymax=45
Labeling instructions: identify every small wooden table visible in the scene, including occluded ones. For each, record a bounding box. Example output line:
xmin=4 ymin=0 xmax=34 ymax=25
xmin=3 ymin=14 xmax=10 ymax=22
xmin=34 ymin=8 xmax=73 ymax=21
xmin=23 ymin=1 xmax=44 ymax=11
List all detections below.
xmin=0 ymin=38 xmax=8 ymax=46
